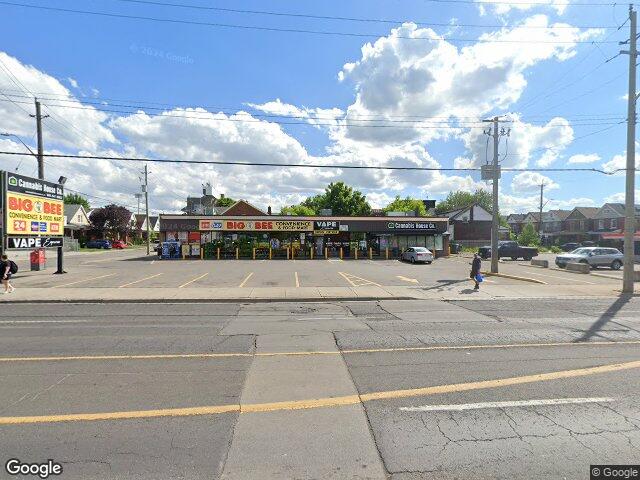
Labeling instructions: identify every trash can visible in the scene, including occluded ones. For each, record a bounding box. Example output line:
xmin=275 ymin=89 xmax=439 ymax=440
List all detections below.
xmin=30 ymin=248 xmax=46 ymax=271
xmin=449 ymin=243 xmax=462 ymax=254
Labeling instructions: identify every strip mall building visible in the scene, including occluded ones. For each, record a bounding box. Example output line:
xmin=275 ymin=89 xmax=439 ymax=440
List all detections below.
xmin=159 ymin=201 xmax=449 ymax=260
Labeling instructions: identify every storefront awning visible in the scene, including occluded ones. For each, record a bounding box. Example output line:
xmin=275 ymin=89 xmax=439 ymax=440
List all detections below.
xmin=600 ymin=232 xmax=640 ymax=240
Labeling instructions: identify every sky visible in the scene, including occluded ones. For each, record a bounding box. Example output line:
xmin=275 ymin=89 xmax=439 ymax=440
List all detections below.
xmin=0 ymin=0 xmax=636 ymax=215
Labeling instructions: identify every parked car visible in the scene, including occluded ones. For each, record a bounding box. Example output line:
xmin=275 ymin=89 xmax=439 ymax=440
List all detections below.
xmin=112 ymin=240 xmax=127 ymax=249
xmin=581 ymin=241 xmax=596 ymax=247
xmin=401 ymin=247 xmax=434 ymax=264
xmin=561 ymin=242 xmax=580 ymax=252
xmin=555 ymin=247 xmax=623 ymax=270
xmin=86 ymin=239 xmax=112 ymax=249
xmin=478 ymin=241 xmax=538 ymax=261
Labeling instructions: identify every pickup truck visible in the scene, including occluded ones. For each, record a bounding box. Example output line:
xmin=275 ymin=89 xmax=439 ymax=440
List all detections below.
xmin=478 ymin=241 xmax=538 ymax=261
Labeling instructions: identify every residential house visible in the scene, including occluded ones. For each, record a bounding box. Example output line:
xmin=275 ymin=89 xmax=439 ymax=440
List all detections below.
xmin=557 ymin=207 xmax=599 ymax=243
xmin=506 ymin=213 xmax=526 ymax=235
xmin=437 ymin=203 xmax=493 ymax=246
xmin=64 ymin=204 xmax=90 ymax=240
xmin=592 ymin=203 xmax=640 ymax=256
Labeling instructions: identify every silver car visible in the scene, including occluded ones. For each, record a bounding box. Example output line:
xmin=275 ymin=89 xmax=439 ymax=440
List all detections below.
xmin=555 ymin=247 xmax=623 ymax=270
xmin=401 ymin=247 xmax=434 ymax=264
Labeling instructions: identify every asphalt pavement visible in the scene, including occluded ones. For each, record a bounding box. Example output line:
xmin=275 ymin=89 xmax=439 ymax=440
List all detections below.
xmin=1 ymin=299 xmax=639 ymax=479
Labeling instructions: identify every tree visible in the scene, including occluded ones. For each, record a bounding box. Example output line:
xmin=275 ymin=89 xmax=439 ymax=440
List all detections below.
xmin=216 ymin=197 xmax=235 ymax=207
xmin=383 ymin=196 xmax=427 ymax=216
xmin=89 ymin=204 xmax=132 ymax=239
xmin=280 ymin=204 xmax=316 ymax=216
xmin=518 ymin=223 xmax=540 ymax=247
xmin=64 ymin=193 xmax=90 ymax=210
xmin=435 ymin=189 xmax=493 ymax=214
xmin=302 ymin=182 xmax=371 ymax=216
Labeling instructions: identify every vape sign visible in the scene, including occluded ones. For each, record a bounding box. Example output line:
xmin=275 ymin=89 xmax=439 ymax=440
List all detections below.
xmin=7 ymin=236 xmax=64 ymax=249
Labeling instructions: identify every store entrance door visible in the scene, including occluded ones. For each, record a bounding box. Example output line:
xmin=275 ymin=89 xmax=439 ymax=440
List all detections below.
xmin=315 ymin=236 xmax=324 ymax=258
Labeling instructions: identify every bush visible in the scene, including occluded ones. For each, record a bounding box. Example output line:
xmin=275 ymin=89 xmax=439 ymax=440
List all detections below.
xmin=550 ymin=246 xmax=562 ymax=254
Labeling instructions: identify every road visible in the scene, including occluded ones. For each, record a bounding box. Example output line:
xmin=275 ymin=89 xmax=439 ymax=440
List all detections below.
xmin=1 ymin=299 xmax=639 ymax=479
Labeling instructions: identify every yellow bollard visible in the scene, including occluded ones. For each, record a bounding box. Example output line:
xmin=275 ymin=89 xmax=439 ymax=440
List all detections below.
xmin=252 ymin=248 xmax=256 ymax=260
xmin=310 ymin=247 xmax=314 ymax=260
xmin=369 ymin=247 xmax=372 ymax=260
xmin=340 ymin=247 xmax=343 ymax=260
xmin=217 ymin=247 xmax=220 ymax=260
xmin=236 ymin=248 xmax=239 ymax=260
xmin=385 ymin=248 xmax=389 ymax=260
xmin=325 ymin=247 xmax=328 ymax=259
xmin=200 ymin=247 xmax=204 ymax=260
xmin=355 ymin=248 xmax=358 ymax=260
xmin=287 ymin=247 xmax=290 ymax=260
xmin=269 ymin=248 xmax=272 ymax=260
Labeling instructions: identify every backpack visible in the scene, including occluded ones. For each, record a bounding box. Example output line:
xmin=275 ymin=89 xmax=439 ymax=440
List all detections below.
xmin=9 ymin=261 xmax=18 ymax=274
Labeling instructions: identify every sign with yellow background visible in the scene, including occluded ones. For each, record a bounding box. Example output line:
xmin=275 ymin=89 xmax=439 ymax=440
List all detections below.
xmin=6 ymin=192 xmax=64 ymax=236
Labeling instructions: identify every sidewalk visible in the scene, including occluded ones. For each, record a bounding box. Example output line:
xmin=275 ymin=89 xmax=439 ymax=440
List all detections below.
xmin=0 ymin=283 xmax=625 ymax=303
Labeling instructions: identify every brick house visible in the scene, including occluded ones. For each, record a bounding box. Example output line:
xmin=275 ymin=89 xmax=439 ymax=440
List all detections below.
xmin=437 ymin=203 xmax=493 ymax=246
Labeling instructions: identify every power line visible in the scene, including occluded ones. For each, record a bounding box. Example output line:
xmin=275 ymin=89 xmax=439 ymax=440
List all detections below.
xmin=105 ymin=0 xmax=620 ymax=29
xmin=0 ymin=151 xmax=620 ymax=174
xmin=0 ymin=1 xmax=618 ymax=44
xmin=0 ymin=98 xmax=626 ymax=129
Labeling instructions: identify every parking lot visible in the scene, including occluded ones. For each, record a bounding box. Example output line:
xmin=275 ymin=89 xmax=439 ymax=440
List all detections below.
xmin=8 ymin=249 xmax=623 ymax=290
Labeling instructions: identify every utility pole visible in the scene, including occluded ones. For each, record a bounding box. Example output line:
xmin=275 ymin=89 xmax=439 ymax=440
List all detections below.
xmin=144 ymin=165 xmax=151 ymax=256
xmin=491 ymin=117 xmax=500 ymax=273
xmin=622 ymin=4 xmax=637 ymax=294
xmin=30 ymin=98 xmax=47 ymax=180
xmin=538 ymin=183 xmax=545 ymax=235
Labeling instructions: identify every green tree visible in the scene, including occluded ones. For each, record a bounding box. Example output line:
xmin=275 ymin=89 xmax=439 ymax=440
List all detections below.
xmin=383 ymin=196 xmax=427 ymax=216
xmin=216 ymin=197 xmax=235 ymax=207
xmin=518 ymin=223 xmax=540 ymax=247
xmin=302 ymin=182 xmax=371 ymax=216
xmin=64 ymin=193 xmax=90 ymax=210
xmin=435 ymin=189 xmax=493 ymax=214
xmin=280 ymin=204 xmax=316 ymax=216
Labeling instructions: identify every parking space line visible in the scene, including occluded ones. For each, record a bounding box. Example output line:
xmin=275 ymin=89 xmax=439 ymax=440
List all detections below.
xmin=52 ymin=273 xmax=117 ymax=288
xmin=524 ymin=270 xmax=596 ymax=284
xmin=1 ymin=360 xmax=638 ymax=424
xmin=399 ymin=397 xmax=615 ymax=412
xmin=338 ymin=271 xmax=381 ymax=287
xmin=239 ymin=272 xmax=254 ymax=288
xmin=294 ymin=271 xmax=300 ymax=288
xmin=118 ymin=273 xmax=163 ymax=288
xmin=178 ymin=273 xmax=209 ymax=289
xmin=397 ymin=275 xmax=419 ymax=284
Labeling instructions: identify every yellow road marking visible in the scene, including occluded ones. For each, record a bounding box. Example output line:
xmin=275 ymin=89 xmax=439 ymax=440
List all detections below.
xmin=178 ymin=273 xmax=208 ymax=288
xmin=239 ymin=272 xmax=254 ymax=288
xmin=397 ymin=275 xmax=419 ymax=284
xmin=1 ymin=359 xmax=638 ymax=424
xmin=338 ymin=271 xmax=382 ymax=287
xmin=294 ymin=271 xmax=300 ymax=288
xmin=118 ymin=273 xmax=163 ymax=288
xmin=52 ymin=273 xmax=116 ymax=288
xmin=2 ymin=340 xmax=639 ymax=363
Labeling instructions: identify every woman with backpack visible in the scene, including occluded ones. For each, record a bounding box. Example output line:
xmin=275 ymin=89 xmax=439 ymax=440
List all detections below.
xmin=1 ymin=254 xmax=15 ymax=294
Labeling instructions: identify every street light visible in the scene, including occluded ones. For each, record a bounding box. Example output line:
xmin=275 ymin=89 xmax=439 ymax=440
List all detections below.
xmin=1 ymin=132 xmax=37 ymax=156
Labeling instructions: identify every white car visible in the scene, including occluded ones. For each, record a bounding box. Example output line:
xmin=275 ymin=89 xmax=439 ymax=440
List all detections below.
xmin=401 ymin=247 xmax=434 ymax=264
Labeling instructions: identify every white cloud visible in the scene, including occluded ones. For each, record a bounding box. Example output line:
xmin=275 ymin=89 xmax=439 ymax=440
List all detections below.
xmin=567 ymin=153 xmax=600 ymax=164
xmin=604 ymin=191 xmax=640 ymax=203
xmin=602 ymin=151 xmax=640 ymax=175
xmin=499 ymin=192 xmax=595 ymax=214
xmin=511 ymin=171 xmax=559 ymax=193
xmin=67 ymin=77 xmax=79 ymax=89
xmin=478 ymin=0 xmax=571 ymax=17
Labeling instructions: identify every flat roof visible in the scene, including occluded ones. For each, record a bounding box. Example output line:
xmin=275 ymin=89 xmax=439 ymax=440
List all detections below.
xmin=160 ymin=214 xmax=448 ymax=222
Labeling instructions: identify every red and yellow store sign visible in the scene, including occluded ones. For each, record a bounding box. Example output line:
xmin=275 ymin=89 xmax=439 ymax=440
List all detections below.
xmin=199 ymin=219 xmax=312 ymax=232
xmin=6 ymin=192 xmax=64 ymax=235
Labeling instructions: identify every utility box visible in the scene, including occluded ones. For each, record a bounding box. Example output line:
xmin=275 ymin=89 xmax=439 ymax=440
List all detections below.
xmin=30 ymin=248 xmax=46 ymax=271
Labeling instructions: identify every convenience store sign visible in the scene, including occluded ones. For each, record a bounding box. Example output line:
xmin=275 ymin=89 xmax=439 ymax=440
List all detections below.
xmin=199 ymin=219 xmax=312 ymax=231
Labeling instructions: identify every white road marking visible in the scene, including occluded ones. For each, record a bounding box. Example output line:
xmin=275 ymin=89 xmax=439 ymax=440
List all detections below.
xmin=178 ymin=273 xmax=209 ymax=288
xmin=338 ymin=271 xmax=381 ymax=287
xmin=118 ymin=273 xmax=163 ymax=288
xmin=294 ymin=271 xmax=300 ymax=288
xmin=0 ymin=319 xmax=92 ymax=324
xmin=399 ymin=397 xmax=615 ymax=412
xmin=239 ymin=272 xmax=254 ymax=288
xmin=396 ymin=275 xmax=419 ymax=284
xmin=52 ymin=273 xmax=116 ymax=288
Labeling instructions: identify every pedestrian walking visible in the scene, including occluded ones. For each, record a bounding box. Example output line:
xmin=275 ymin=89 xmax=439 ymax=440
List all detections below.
xmin=470 ymin=253 xmax=482 ymax=290
xmin=1 ymin=254 xmax=15 ymax=294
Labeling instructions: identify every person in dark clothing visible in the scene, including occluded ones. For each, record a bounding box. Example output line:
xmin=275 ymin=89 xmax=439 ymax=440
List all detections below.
xmin=470 ymin=253 xmax=482 ymax=290
xmin=1 ymin=254 xmax=14 ymax=294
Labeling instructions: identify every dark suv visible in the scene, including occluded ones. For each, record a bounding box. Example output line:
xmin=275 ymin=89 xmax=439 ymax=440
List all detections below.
xmin=86 ymin=239 xmax=112 ymax=249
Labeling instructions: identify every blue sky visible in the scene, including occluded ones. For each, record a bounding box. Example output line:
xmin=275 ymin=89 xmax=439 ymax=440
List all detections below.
xmin=0 ymin=0 xmax=635 ymax=214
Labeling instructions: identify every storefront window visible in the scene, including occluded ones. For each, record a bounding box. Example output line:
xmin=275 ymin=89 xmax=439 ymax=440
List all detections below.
xmin=426 ymin=236 xmax=435 ymax=250
xmin=435 ymin=234 xmax=443 ymax=250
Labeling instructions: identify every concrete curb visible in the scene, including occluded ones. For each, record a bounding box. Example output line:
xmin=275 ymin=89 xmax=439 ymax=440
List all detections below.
xmin=481 ymin=271 xmax=547 ymax=285
xmin=0 ymin=297 xmax=416 ymax=304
